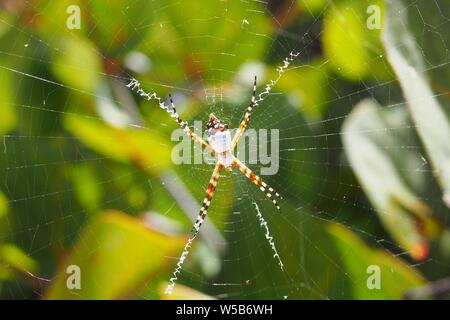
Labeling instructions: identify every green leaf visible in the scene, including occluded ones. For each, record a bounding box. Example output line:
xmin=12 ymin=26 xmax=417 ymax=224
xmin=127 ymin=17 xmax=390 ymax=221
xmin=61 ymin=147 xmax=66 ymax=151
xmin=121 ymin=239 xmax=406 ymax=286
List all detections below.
xmin=382 ymin=0 xmax=450 ymax=207
xmin=405 ymin=1 xmax=450 ymax=107
xmin=63 ymin=114 xmax=172 ymax=175
xmin=0 ymin=11 xmax=14 ymax=38
xmin=46 ymin=210 xmax=187 ymax=299
xmin=69 ymin=165 xmax=102 ymax=214
xmin=0 ymin=244 xmax=38 ymax=276
xmin=36 ymin=0 xmax=151 ymax=56
xmin=139 ymin=0 xmax=272 ymax=86
xmin=274 ymin=59 xmax=331 ymax=119
xmin=35 ymin=0 xmax=84 ymax=35
xmin=0 ymin=192 xmax=11 ymax=240
xmin=297 ymin=0 xmax=328 ymax=15
xmin=51 ymin=35 xmax=102 ymax=92
xmin=342 ymin=99 xmax=440 ymax=260
xmin=328 ymin=223 xmax=426 ymax=299
xmin=86 ymin=0 xmax=156 ymax=55
xmin=0 ymin=64 xmax=17 ymax=134
xmin=322 ymin=0 xmax=387 ymax=81
xmin=0 ymin=192 xmax=8 ymax=220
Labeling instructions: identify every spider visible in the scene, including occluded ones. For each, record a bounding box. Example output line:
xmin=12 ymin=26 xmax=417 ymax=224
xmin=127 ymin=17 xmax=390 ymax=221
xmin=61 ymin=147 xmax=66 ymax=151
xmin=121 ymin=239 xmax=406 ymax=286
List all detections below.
xmin=128 ymin=69 xmax=291 ymax=294
xmin=127 ymin=75 xmax=283 ymax=236
xmin=127 ymin=52 xmax=299 ymax=296
xmin=168 ymin=76 xmax=282 ymax=238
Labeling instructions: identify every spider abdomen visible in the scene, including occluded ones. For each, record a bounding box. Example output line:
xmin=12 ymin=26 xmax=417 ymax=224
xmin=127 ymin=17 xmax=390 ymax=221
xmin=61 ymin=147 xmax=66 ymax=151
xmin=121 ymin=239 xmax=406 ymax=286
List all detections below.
xmin=208 ymin=130 xmax=233 ymax=168
xmin=208 ymin=130 xmax=231 ymax=153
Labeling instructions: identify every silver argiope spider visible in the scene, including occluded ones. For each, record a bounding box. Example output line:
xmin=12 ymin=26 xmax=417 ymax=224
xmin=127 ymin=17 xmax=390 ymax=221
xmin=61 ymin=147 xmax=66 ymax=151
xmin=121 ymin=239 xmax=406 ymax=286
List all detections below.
xmin=179 ymin=76 xmax=282 ymax=234
xmin=127 ymin=51 xmax=298 ymax=294
xmin=128 ymin=76 xmax=283 ymax=235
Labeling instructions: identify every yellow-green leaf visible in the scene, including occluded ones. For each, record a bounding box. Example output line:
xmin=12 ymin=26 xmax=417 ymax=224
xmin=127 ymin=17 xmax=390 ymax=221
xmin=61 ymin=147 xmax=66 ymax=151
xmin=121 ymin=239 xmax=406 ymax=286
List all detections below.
xmin=274 ymin=59 xmax=330 ymax=119
xmin=63 ymin=114 xmax=172 ymax=175
xmin=69 ymin=165 xmax=102 ymax=214
xmin=0 ymin=244 xmax=38 ymax=275
xmin=342 ymin=99 xmax=440 ymax=260
xmin=0 ymin=192 xmax=11 ymax=240
xmin=382 ymin=0 xmax=450 ymax=207
xmin=52 ymin=35 xmax=102 ymax=92
xmin=0 ymin=64 xmax=17 ymax=134
xmin=46 ymin=210 xmax=186 ymax=299
xmin=328 ymin=223 xmax=426 ymax=299
xmin=297 ymin=0 xmax=328 ymax=15
xmin=322 ymin=0 xmax=387 ymax=81
xmin=140 ymin=0 xmax=271 ymax=85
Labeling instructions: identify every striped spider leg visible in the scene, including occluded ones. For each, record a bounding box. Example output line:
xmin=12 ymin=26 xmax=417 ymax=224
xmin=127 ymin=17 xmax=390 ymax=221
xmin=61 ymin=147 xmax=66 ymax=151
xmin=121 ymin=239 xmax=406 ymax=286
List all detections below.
xmin=189 ymin=113 xmax=234 ymax=236
xmin=191 ymin=162 xmax=222 ymax=238
xmin=166 ymin=115 xmax=229 ymax=295
xmin=127 ymin=78 xmax=222 ymax=239
xmin=190 ymin=106 xmax=283 ymax=238
xmin=168 ymin=94 xmax=216 ymax=156
xmin=231 ymin=75 xmax=258 ymax=150
xmin=166 ymin=163 xmax=222 ymax=295
xmin=233 ymin=156 xmax=282 ymax=210
xmin=167 ymin=107 xmax=283 ymax=294
xmin=127 ymin=78 xmax=215 ymax=155
xmin=232 ymin=51 xmax=299 ymax=150
xmin=128 ymin=77 xmax=284 ymax=294
xmin=165 ymin=99 xmax=226 ymax=239
xmin=231 ymin=77 xmax=283 ymax=209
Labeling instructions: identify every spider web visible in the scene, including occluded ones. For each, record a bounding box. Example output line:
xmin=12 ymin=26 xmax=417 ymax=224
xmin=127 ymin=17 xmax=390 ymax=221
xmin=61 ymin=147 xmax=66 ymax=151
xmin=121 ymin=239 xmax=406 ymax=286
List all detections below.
xmin=0 ymin=0 xmax=450 ymax=300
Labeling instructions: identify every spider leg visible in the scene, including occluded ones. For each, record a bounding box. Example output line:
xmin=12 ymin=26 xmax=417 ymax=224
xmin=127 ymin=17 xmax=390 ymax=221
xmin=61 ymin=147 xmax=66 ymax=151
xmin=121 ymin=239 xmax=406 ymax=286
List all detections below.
xmin=169 ymin=95 xmax=216 ymax=156
xmin=231 ymin=76 xmax=257 ymax=150
xmin=190 ymin=162 xmax=223 ymax=237
xmin=231 ymin=52 xmax=300 ymax=151
xmin=165 ymin=163 xmax=222 ymax=295
xmin=233 ymin=157 xmax=282 ymax=210
xmin=126 ymin=78 xmax=215 ymax=155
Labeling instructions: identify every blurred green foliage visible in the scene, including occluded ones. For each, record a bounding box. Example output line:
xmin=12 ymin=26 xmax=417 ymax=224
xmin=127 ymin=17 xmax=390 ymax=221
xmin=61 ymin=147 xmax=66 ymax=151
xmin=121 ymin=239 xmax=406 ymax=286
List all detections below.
xmin=46 ymin=211 xmax=186 ymax=299
xmin=0 ymin=0 xmax=449 ymax=300
xmin=322 ymin=0 xmax=388 ymax=81
xmin=343 ymin=99 xmax=440 ymax=260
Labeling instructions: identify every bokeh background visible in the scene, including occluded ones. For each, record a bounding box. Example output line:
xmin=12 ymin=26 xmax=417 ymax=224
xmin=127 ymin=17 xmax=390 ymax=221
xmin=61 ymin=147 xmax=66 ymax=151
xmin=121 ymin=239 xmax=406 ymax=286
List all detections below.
xmin=1 ymin=0 xmax=450 ymax=299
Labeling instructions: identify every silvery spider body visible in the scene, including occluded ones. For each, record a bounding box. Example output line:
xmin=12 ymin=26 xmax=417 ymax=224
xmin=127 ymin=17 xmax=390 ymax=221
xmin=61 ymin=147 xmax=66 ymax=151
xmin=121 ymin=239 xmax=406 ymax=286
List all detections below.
xmin=206 ymin=114 xmax=233 ymax=169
